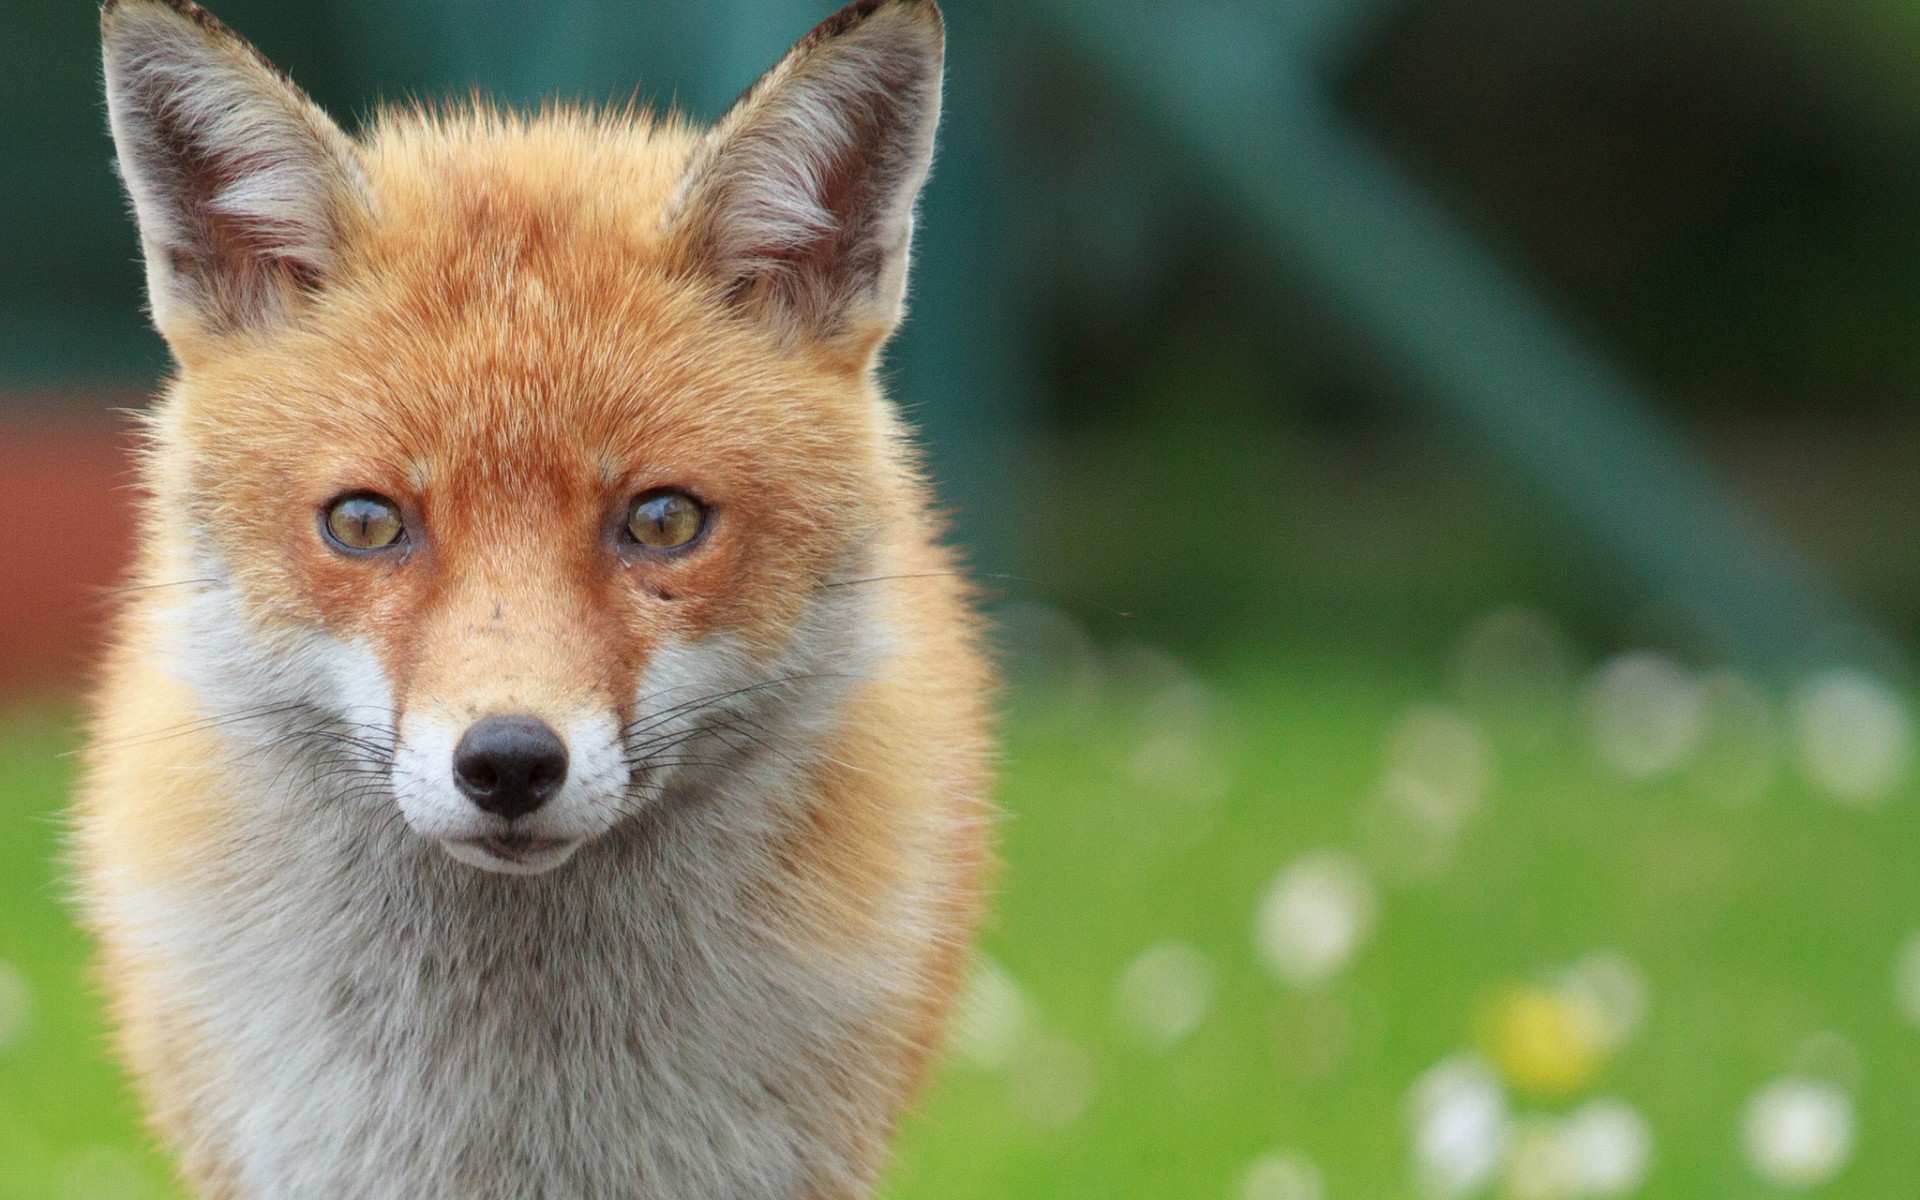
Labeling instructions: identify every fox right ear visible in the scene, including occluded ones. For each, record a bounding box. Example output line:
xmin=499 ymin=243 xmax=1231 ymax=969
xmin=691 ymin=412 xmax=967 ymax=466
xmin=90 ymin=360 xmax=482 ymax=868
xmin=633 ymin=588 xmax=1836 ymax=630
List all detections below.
xmin=665 ymin=0 xmax=944 ymax=366
xmin=102 ymin=0 xmax=365 ymax=353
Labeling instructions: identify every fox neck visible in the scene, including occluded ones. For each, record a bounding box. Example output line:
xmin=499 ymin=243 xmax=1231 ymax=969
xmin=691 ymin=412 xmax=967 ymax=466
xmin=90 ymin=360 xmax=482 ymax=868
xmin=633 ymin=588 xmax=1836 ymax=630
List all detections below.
xmin=154 ymin=805 xmax=900 ymax=1198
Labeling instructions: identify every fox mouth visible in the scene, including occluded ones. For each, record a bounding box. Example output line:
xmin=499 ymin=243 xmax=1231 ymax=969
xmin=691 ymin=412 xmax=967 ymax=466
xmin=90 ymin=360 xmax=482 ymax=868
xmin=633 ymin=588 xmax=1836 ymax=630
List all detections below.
xmin=480 ymin=833 xmax=565 ymax=859
xmin=445 ymin=832 xmax=579 ymax=874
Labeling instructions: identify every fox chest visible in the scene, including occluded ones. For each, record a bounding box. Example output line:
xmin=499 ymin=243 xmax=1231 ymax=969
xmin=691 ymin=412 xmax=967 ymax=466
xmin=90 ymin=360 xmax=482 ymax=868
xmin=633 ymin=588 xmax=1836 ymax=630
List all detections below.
xmin=141 ymin=839 xmax=880 ymax=1200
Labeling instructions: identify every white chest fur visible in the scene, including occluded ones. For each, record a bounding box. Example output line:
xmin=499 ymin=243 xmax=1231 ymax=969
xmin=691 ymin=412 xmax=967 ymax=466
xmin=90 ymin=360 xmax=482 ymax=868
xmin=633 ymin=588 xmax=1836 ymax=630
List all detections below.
xmin=117 ymin=764 xmax=901 ymax=1200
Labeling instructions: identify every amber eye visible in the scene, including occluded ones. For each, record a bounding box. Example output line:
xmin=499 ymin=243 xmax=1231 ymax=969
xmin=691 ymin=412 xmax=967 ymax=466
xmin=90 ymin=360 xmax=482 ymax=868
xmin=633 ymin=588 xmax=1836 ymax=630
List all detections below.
xmin=322 ymin=493 xmax=405 ymax=553
xmin=625 ymin=488 xmax=706 ymax=551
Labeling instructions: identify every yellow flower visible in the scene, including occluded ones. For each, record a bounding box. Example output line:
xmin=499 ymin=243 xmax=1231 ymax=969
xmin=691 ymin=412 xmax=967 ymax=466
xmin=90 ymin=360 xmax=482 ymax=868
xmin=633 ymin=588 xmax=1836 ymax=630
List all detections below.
xmin=1479 ymin=985 xmax=1608 ymax=1097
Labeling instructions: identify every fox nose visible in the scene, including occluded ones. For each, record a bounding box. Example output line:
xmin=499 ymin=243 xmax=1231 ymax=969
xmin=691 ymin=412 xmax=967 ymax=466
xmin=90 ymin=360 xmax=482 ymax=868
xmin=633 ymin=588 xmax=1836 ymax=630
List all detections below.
xmin=452 ymin=716 xmax=569 ymax=820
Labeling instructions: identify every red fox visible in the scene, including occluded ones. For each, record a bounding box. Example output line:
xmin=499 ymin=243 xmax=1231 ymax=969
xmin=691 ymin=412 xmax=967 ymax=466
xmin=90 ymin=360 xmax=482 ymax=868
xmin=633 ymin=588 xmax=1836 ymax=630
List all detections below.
xmin=77 ymin=1 xmax=992 ymax=1195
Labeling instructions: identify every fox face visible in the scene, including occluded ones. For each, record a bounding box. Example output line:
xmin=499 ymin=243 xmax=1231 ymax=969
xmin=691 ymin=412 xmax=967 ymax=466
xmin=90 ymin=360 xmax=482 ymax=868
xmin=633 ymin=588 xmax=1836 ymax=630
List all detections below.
xmin=105 ymin=0 xmax=944 ymax=875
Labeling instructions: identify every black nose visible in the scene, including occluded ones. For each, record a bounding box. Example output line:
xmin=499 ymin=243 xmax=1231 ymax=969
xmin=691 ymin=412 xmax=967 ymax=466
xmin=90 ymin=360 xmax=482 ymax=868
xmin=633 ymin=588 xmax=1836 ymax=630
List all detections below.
xmin=452 ymin=716 xmax=569 ymax=820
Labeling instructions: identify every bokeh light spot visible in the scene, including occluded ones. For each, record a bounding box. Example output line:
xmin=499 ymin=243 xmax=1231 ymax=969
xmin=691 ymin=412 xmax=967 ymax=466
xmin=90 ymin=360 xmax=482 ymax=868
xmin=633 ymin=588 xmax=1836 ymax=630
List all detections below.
xmin=1385 ymin=703 xmax=1495 ymax=823
xmin=1792 ymin=668 xmax=1913 ymax=807
xmin=1256 ymin=851 xmax=1378 ymax=989
xmin=1560 ymin=1098 xmax=1654 ymax=1197
xmin=1364 ymin=704 xmax=1497 ymax=884
xmin=1449 ymin=607 xmax=1579 ymax=750
xmin=1787 ymin=1030 xmax=1864 ymax=1094
xmin=1502 ymin=1115 xmax=1581 ymax=1200
xmin=1894 ymin=932 xmax=1920 ymax=1028
xmin=1409 ymin=1054 xmax=1510 ymax=1200
xmin=1742 ymin=1077 xmax=1854 ymax=1189
xmin=997 ymin=602 xmax=1103 ymax=723
xmin=1114 ymin=940 xmax=1215 ymax=1049
xmin=0 ymin=957 xmax=32 ymax=1053
xmin=1581 ymin=653 xmax=1703 ymax=781
xmin=1010 ymin=1036 xmax=1097 ymax=1129
xmin=1559 ymin=951 xmax=1650 ymax=1053
xmin=1684 ymin=670 xmax=1777 ymax=806
xmin=951 ymin=956 xmax=1034 ymax=1071
xmin=1240 ymin=1149 xmax=1324 ymax=1200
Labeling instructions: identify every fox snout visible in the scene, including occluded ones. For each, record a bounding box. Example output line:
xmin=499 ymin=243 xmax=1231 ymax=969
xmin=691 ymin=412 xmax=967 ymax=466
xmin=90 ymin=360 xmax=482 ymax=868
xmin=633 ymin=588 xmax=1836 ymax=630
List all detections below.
xmin=379 ymin=597 xmax=626 ymax=870
xmin=393 ymin=700 xmax=629 ymax=875
xmin=376 ymin=589 xmax=641 ymax=874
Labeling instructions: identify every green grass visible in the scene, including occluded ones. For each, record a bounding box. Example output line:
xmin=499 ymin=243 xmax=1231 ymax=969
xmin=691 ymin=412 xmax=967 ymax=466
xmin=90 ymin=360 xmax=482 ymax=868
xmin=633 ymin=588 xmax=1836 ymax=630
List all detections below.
xmin=0 ymin=713 xmax=177 ymax=1200
xmin=2 ymin=649 xmax=1918 ymax=1198
xmin=891 ymin=654 xmax=1920 ymax=1198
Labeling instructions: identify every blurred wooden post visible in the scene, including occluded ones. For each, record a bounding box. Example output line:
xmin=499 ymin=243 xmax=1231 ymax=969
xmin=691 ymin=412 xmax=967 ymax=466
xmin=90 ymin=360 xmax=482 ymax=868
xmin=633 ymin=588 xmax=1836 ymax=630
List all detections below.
xmin=1031 ymin=0 xmax=1874 ymax=669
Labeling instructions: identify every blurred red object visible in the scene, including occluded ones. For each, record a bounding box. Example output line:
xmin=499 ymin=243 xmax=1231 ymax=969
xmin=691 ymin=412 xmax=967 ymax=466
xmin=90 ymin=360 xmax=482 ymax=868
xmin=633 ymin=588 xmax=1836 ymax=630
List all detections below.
xmin=0 ymin=408 xmax=141 ymax=701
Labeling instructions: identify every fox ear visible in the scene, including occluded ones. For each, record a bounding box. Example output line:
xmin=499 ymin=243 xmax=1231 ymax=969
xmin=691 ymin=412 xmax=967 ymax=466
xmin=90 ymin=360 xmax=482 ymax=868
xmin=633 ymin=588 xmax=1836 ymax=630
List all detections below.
xmin=101 ymin=0 xmax=364 ymax=350
xmin=668 ymin=0 xmax=944 ymax=362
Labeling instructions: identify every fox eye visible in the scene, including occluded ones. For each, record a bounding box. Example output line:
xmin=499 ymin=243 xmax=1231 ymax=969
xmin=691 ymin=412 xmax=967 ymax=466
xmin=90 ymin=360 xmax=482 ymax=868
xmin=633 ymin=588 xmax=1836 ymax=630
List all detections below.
xmin=322 ymin=493 xmax=405 ymax=553
xmin=625 ymin=489 xmax=706 ymax=551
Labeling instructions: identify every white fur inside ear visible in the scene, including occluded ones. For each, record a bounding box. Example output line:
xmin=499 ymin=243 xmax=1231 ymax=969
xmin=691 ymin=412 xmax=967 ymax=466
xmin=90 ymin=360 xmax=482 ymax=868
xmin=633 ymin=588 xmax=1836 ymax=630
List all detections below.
xmin=103 ymin=3 xmax=363 ymax=339
xmin=672 ymin=3 xmax=944 ymax=347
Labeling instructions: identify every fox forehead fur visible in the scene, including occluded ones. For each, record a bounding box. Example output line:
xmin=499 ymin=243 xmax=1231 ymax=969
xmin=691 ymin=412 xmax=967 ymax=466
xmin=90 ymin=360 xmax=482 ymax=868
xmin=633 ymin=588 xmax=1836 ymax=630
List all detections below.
xmin=76 ymin=0 xmax=993 ymax=1197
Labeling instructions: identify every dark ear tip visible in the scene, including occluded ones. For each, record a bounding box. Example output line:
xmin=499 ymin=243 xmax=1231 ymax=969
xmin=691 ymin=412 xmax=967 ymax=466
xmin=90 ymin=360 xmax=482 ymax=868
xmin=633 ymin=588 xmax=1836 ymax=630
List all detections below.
xmin=879 ymin=0 xmax=944 ymax=29
xmin=884 ymin=0 xmax=944 ymax=43
xmin=103 ymin=0 xmax=230 ymax=38
xmin=810 ymin=0 xmax=944 ymax=47
xmin=898 ymin=0 xmax=943 ymax=22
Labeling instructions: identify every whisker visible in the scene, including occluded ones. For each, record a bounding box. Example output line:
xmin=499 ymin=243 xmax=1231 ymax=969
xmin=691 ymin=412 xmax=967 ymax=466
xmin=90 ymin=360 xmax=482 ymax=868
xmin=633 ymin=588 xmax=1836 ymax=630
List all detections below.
xmin=700 ymin=718 xmax=805 ymax=773
xmin=619 ymin=672 xmax=869 ymax=740
xmin=83 ymin=577 xmax=221 ymax=603
xmin=81 ymin=701 xmax=323 ymax=752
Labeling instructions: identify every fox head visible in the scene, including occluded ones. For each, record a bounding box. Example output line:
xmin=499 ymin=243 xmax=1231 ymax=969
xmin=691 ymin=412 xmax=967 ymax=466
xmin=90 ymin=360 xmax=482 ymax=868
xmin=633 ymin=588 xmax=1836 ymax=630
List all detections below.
xmin=102 ymin=0 xmax=945 ymax=875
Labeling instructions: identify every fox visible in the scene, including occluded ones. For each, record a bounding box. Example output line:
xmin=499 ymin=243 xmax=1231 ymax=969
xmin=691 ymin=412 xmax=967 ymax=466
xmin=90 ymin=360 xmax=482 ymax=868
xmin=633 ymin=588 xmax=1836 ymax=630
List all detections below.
xmin=74 ymin=0 xmax=993 ymax=1196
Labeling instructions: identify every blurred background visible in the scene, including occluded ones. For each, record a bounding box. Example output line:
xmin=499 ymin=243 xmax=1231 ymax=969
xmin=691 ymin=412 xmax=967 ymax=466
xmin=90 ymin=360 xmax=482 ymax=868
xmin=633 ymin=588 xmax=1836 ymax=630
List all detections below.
xmin=4 ymin=0 xmax=1920 ymax=1196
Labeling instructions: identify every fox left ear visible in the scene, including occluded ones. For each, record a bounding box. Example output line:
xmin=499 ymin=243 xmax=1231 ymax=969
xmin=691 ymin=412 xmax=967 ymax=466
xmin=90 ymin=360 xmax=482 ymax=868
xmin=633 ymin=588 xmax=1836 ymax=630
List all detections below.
xmin=667 ymin=0 xmax=944 ymax=363
xmin=102 ymin=0 xmax=365 ymax=353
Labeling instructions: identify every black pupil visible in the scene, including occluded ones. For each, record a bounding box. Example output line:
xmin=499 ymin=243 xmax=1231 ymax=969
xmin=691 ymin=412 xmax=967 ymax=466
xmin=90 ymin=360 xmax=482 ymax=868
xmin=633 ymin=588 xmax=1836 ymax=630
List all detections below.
xmin=336 ymin=499 xmax=393 ymax=544
xmin=641 ymin=496 xmax=682 ymax=533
